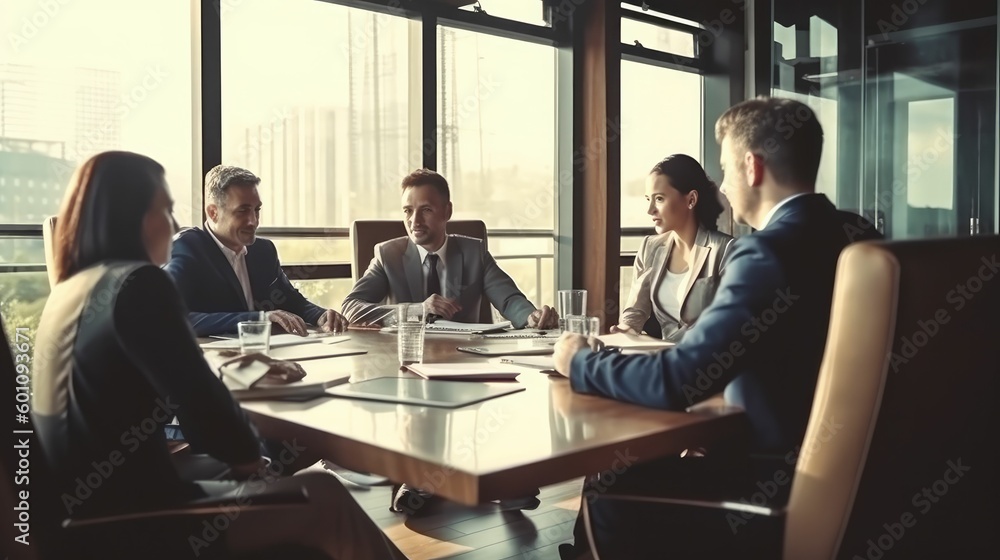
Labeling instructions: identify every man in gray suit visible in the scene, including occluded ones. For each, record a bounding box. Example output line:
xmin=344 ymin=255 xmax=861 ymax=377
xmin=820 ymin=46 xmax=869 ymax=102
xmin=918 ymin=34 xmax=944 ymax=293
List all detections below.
xmin=343 ymin=168 xmax=558 ymax=329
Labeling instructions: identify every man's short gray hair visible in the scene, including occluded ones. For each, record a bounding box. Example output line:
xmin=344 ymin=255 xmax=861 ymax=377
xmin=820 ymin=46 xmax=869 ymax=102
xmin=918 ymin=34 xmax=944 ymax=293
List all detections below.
xmin=205 ymin=165 xmax=260 ymax=207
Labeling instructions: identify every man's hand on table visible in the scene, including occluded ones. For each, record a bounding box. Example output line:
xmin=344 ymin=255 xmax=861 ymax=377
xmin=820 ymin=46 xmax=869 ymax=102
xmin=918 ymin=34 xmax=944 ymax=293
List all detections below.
xmin=553 ymin=332 xmax=604 ymax=378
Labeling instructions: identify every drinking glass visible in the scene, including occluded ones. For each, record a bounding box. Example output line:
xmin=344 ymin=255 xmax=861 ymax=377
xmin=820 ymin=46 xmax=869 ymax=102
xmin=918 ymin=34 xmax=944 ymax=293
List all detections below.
xmin=557 ymin=289 xmax=587 ymax=332
xmin=238 ymin=321 xmax=271 ymax=354
xmin=565 ymin=315 xmax=601 ymax=337
xmin=397 ymin=303 xmax=426 ymax=364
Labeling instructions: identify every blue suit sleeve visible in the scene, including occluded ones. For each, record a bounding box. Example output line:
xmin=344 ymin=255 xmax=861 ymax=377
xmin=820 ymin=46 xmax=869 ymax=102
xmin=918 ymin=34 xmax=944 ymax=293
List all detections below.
xmin=269 ymin=253 xmax=326 ymax=326
xmin=163 ymin=241 xmax=258 ymax=336
xmin=570 ymin=238 xmax=787 ymax=410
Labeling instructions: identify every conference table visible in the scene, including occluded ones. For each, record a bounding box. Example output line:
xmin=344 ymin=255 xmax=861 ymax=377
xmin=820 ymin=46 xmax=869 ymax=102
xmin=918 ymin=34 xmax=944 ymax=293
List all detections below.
xmin=237 ymin=330 xmax=748 ymax=506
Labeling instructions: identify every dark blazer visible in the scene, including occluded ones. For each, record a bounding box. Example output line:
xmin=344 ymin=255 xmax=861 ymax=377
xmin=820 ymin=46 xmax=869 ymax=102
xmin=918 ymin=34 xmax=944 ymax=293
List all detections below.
xmin=570 ymin=194 xmax=882 ymax=452
xmin=165 ymin=227 xmax=326 ymax=336
xmin=620 ymin=227 xmax=734 ymax=341
xmin=342 ymin=234 xmax=537 ymax=327
xmin=32 ymin=262 xmax=261 ymax=516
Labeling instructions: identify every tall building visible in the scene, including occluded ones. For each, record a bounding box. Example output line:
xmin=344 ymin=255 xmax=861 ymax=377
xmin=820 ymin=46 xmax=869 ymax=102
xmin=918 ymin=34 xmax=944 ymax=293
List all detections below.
xmin=0 ymin=63 xmax=121 ymax=226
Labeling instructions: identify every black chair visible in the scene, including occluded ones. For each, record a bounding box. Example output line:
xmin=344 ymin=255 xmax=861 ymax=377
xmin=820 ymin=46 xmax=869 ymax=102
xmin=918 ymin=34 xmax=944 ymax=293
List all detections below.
xmin=0 ymin=317 xmax=328 ymax=559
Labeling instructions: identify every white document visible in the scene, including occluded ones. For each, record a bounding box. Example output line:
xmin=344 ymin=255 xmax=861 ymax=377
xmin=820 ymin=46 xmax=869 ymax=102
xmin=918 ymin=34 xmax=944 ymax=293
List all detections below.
xmin=596 ymin=332 xmax=676 ymax=351
xmin=200 ymin=333 xmax=326 ymax=350
xmin=404 ymin=362 xmax=520 ymax=381
xmin=488 ymin=356 xmax=556 ymax=371
xmin=424 ymin=320 xmax=512 ymax=334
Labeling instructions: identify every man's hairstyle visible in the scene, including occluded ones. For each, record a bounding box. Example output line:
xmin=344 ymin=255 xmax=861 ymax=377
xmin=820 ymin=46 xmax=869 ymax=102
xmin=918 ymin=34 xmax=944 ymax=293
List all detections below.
xmin=204 ymin=165 xmax=260 ymax=207
xmin=401 ymin=168 xmax=450 ymax=203
xmin=715 ymin=96 xmax=824 ymax=187
xmin=54 ymin=151 xmax=166 ymax=282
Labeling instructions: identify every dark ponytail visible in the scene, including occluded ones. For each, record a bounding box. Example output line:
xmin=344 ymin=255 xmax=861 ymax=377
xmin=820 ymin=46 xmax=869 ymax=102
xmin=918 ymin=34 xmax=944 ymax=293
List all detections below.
xmin=650 ymin=154 xmax=724 ymax=231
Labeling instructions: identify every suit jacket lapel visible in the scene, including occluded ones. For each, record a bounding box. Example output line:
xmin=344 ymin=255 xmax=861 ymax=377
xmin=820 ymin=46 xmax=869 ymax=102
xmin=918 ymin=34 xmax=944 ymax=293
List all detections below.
xmin=403 ymin=241 xmax=424 ymax=301
xmin=200 ymin=229 xmax=250 ymax=311
xmin=681 ymin=244 xmax=710 ymax=308
xmin=444 ymin=236 xmax=464 ymax=299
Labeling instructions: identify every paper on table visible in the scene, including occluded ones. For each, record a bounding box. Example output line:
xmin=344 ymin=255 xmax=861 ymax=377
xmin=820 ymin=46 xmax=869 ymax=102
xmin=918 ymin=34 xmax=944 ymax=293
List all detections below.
xmin=219 ymin=359 xmax=271 ymax=390
xmin=200 ymin=333 xmax=326 ymax=350
xmin=488 ymin=356 xmax=555 ymax=371
xmin=596 ymin=332 xmax=676 ymax=351
xmin=404 ymin=362 xmax=520 ymax=381
xmin=424 ymin=320 xmax=512 ymax=334
xmin=267 ymin=344 xmax=368 ymax=362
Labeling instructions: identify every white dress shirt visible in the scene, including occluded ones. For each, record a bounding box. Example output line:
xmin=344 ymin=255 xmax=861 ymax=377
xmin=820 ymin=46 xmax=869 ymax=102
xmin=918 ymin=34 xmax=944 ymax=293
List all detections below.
xmin=416 ymin=237 xmax=449 ymax=298
xmin=761 ymin=192 xmax=811 ymax=229
xmin=656 ymin=268 xmax=689 ymax=320
xmin=205 ymin=222 xmax=254 ymax=310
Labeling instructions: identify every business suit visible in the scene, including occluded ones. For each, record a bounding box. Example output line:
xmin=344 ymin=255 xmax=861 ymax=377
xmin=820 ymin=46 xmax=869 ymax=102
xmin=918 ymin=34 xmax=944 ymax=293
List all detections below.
xmin=565 ymin=194 xmax=882 ymax=558
xmin=620 ymin=227 xmax=734 ymax=341
xmin=32 ymin=262 xmax=409 ymax=559
xmin=342 ymin=234 xmax=537 ymax=328
xmin=33 ymin=262 xmax=262 ymax=517
xmin=165 ymin=227 xmax=326 ymax=336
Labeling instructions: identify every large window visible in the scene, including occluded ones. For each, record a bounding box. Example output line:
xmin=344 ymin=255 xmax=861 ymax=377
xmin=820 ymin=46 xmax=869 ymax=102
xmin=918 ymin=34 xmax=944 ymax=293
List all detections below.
xmin=618 ymin=10 xmax=705 ymax=317
xmin=0 ymin=0 xmax=196 ymax=339
xmin=438 ymin=26 xmax=557 ymax=308
xmin=221 ymin=0 xmax=422 ymax=229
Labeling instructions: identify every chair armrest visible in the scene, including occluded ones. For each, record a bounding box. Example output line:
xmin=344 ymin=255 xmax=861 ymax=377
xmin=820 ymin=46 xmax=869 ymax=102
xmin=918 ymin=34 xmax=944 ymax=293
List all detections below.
xmin=62 ymin=487 xmax=309 ymax=529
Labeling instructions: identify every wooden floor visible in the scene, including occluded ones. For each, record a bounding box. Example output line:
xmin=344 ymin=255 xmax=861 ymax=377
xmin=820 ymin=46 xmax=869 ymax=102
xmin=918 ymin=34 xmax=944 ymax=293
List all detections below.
xmin=347 ymin=478 xmax=585 ymax=559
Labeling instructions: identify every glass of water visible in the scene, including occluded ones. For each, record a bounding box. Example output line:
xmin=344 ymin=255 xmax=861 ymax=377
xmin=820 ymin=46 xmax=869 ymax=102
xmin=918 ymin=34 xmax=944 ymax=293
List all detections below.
xmin=238 ymin=320 xmax=271 ymax=355
xmin=397 ymin=303 xmax=426 ymax=365
xmin=565 ymin=315 xmax=601 ymax=337
xmin=557 ymin=290 xmax=587 ymax=332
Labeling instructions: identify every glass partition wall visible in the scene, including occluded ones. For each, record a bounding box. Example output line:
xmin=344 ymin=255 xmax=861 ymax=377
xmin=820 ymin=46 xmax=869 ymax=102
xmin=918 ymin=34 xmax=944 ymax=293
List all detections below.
xmin=769 ymin=0 xmax=997 ymax=239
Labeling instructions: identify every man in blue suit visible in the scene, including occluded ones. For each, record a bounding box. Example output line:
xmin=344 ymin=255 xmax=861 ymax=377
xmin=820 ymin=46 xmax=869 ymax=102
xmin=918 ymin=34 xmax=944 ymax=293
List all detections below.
xmin=165 ymin=165 xmax=347 ymax=337
xmin=554 ymin=97 xmax=881 ymax=559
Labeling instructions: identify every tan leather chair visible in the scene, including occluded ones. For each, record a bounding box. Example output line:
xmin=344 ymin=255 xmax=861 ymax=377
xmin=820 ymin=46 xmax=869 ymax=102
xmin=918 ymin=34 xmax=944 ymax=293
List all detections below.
xmin=785 ymin=235 xmax=999 ymax=559
xmin=584 ymin=235 xmax=1000 ymax=559
xmin=350 ymin=219 xmax=493 ymax=322
xmin=42 ymin=215 xmax=58 ymax=288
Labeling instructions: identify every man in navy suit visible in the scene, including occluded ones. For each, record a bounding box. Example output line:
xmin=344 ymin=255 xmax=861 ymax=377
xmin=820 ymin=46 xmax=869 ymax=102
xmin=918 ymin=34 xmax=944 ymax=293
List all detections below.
xmin=165 ymin=165 xmax=347 ymax=337
xmin=554 ymin=97 xmax=881 ymax=559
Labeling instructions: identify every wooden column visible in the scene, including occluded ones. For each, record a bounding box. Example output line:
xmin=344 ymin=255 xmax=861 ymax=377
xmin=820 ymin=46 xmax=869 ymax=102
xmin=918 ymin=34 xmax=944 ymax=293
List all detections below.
xmin=574 ymin=0 xmax=621 ymax=329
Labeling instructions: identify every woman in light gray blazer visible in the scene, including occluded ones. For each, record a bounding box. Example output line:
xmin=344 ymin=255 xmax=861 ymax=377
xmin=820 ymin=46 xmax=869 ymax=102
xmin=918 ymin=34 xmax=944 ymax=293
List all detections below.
xmin=615 ymin=154 xmax=734 ymax=342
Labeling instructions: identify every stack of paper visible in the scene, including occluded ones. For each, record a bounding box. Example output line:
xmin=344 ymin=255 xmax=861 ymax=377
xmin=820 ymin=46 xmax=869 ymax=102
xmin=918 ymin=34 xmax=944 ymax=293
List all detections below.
xmin=424 ymin=320 xmax=512 ymax=334
xmin=404 ymin=362 xmax=520 ymax=381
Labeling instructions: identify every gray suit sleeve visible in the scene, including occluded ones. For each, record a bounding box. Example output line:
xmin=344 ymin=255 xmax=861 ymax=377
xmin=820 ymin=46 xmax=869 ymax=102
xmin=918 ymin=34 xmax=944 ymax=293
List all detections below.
xmin=342 ymin=247 xmax=391 ymax=324
xmin=481 ymin=248 xmax=536 ymax=328
xmin=619 ymin=236 xmax=654 ymax=331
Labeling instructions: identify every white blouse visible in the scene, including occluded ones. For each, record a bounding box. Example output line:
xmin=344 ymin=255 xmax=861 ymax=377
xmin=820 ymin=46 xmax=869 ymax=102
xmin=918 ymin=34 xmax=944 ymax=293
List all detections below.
xmin=656 ymin=269 xmax=689 ymax=320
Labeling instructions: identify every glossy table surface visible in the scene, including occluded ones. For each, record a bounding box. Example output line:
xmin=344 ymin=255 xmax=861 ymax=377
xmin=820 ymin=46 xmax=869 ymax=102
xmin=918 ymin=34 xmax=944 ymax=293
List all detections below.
xmin=237 ymin=330 xmax=746 ymax=505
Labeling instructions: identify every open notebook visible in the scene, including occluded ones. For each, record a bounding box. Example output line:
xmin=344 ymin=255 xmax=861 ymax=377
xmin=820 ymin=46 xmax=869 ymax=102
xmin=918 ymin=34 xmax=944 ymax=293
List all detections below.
xmin=403 ymin=362 xmax=520 ymax=381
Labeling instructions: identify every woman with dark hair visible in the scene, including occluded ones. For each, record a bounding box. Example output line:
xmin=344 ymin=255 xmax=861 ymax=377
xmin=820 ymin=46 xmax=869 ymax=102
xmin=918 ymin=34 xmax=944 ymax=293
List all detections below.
xmin=615 ymin=154 xmax=734 ymax=342
xmin=33 ymin=151 xmax=405 ymax=559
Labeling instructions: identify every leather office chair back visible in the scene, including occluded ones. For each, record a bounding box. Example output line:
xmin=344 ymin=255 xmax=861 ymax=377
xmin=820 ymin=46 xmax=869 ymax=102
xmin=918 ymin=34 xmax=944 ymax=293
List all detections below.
xmin=784 ymin=236 xmax=1000 ymax=559
xmin=350 ymin=219 xmax=493 ymax=323
xmin=42 ymin=215 xmax=58 ymax=288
